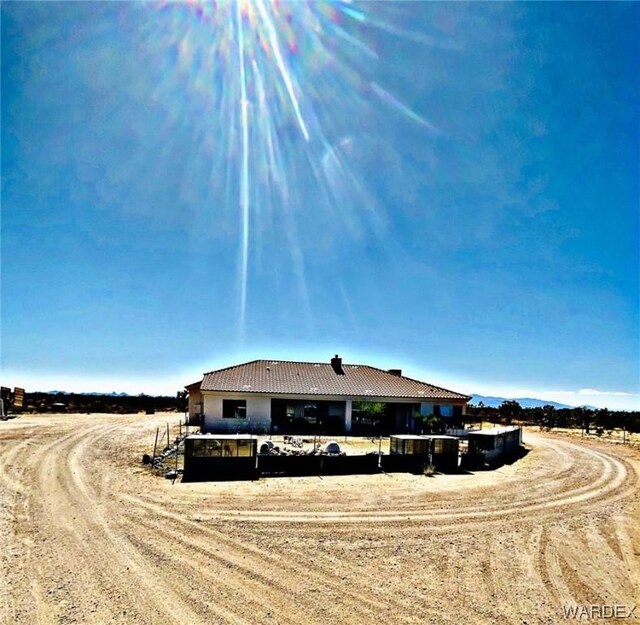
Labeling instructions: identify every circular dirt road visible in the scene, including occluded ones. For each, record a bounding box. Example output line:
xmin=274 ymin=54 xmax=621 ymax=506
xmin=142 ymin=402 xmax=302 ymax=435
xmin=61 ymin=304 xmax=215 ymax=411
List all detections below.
xmin=1 ymin=413 xmax=638 ymax=625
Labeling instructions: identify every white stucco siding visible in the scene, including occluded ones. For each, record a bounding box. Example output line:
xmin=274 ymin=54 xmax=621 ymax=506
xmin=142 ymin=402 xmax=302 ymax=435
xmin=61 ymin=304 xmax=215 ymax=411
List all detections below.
xmin=202 ymin=394 xmax=271 ymax=432
xmin=188 ymin=388 xmax=203 ymax=420
xmin=203 ymin=395 xmax=223 ymax=420
xmin=247 ymin=397 xmax=271 ymax=424
xmin=344 ymin=399 xmax=352 ymax=432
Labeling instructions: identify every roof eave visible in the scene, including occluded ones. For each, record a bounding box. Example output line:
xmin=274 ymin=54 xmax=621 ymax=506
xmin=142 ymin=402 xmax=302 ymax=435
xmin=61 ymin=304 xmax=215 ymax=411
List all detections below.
xmin=198 ymin=387 xmax=469 ymax=401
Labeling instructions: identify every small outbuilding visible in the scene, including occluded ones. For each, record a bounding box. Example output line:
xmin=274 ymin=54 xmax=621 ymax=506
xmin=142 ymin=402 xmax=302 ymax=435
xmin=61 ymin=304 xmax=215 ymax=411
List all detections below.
xmin=466 ymin=426 xmax=523 ymax=468
xmin=183 ymin=434 xmax=258 ymax=481
xmin=390 ymin=434 xmax=431 ymax=456
xmin=387 ymin=434 xmax=459 ymax=472
xmin=423 ymin=435 xmax=460 ymax=472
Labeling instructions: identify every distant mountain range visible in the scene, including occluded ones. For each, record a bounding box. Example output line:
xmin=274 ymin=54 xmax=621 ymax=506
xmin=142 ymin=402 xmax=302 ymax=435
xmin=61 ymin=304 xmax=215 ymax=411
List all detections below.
xmin=47 ymin=391 xmax=131 ymax=397
xmin=469 ymin=395 xmax=594 ymax=410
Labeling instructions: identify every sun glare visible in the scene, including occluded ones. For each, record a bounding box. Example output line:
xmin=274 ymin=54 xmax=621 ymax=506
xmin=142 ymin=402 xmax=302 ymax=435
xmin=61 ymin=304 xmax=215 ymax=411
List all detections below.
xmin=146 ymin=1 xmax=434 ymax=334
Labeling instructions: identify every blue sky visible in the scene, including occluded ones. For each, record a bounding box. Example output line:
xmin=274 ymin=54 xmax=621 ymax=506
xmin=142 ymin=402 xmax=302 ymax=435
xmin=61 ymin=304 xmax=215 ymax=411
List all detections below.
xmin=2 ymin=2 xmax=638 ymax=409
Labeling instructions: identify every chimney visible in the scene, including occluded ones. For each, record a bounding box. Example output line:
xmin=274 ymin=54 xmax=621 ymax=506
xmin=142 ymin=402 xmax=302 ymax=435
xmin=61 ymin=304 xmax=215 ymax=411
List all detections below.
xmin=388 ymin=369 xmax=402 ymax=377
xmin=330 ymin=354 xmax=344 ymax=375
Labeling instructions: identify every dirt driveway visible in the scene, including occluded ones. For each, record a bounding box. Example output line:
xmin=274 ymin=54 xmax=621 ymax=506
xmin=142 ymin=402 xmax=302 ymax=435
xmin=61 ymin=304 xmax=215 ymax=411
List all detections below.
xmin=1 ymin=413 xmax=638 ymax=624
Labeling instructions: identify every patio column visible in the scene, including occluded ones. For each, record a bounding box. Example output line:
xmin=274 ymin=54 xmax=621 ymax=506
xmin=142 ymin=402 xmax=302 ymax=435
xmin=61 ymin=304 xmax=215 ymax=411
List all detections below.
xmin=345 ymin=400 xmax=352 ymax=433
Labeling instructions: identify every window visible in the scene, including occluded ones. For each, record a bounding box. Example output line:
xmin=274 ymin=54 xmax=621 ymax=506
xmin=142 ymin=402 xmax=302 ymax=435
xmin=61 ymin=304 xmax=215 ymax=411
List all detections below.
xmin=223 ymin=400 xmax=246 ymax=419
xmin=191 ymin=439 xmax=206 ymax=457
xmin=416 ymin=439 xmax=429 ymax=455
xmin=206 ymin=440 xmax=222 ymax=457
xmin=222 ymin=441 xmax=237 ymax=456
xmin=434 ymin=439 xmax=455 ymax=454
xmin=304 ymin=403 xmax=318 ymax=423
xmin=190 ymin=439 xmax=222 ymax=457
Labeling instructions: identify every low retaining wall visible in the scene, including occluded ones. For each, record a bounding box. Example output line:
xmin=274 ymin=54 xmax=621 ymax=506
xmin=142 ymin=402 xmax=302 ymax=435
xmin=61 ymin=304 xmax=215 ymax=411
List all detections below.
xmin=183 ymin=452 xmax=461 ymax=481
xmin=381 ymin=454 xmax=426 ymax=474
xmin=183 ymin=457 xmax=258 ymax=481
xmin=258 ymin=454 xmax=380 ymax=477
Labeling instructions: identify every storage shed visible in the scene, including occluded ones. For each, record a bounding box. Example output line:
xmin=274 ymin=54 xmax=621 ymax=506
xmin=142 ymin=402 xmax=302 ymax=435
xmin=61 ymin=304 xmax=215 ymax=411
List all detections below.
xmin=466 ymin=426 xmax=523 ymax=468
xmin=183 ymin=434 xmax=258 ymax=481
xmin=387 ymin=434 xmax=459 ymax=472
xmin=390 ymin=434 xmax=431 ymax=456
xmin=423 ymin=435 xmax=460 ymax=472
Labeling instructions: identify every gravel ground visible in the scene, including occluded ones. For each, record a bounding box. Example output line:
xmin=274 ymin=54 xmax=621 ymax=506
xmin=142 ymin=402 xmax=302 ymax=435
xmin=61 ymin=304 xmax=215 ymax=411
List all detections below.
xmin=1 ymin=413 xmax=638 ymax=625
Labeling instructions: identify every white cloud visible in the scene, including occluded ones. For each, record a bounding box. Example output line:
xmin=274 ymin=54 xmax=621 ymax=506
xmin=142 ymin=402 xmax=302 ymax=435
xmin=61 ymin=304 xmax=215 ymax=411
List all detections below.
xmin=525 ymin=389 xmax=640 ymax=411
xmin=553 ymin=388 xmax=636 ymax=398
xmin=576 ymin=388 xmax=634 ymax=397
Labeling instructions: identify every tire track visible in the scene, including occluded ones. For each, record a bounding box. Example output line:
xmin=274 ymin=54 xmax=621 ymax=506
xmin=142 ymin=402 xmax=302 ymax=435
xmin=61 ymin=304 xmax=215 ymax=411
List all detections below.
xmin=119 ymin=504 xmax=423 ymax=623
xmin=2 ymin=416 xmax=639 ymax=625
xmin=49 ymin=421 xmax=214 ymax=624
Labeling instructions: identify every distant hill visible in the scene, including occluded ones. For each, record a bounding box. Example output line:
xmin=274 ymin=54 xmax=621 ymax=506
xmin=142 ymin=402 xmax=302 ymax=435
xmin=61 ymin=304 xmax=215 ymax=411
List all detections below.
xmin=470 ymin=395 xmax=578 ymax=410
xmin=47 ymin=391 xmax=131 ymax=397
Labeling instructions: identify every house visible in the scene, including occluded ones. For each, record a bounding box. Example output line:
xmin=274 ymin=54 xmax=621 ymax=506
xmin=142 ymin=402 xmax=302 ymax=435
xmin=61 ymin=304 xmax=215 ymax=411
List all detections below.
xmin=186 ymin=355 xmax=471 ymax=434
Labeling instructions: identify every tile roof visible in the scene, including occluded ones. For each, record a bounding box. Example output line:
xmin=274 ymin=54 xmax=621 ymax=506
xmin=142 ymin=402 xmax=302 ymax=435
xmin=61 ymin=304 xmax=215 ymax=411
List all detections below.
xmin=197 ymin=359 xmax=470 ymax=401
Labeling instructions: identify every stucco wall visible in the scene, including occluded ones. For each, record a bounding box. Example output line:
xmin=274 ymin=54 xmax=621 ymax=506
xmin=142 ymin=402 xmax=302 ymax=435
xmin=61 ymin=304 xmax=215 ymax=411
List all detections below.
xmin=203 ymin=395 xmax=271 ymax=433
xmin=188 ymin=388 xmax=203 ymax=421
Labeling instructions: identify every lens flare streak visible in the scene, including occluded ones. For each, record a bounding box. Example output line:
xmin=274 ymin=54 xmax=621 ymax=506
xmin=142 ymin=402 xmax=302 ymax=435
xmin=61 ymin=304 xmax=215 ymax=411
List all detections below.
xmin=148 ymin=0 xmax=434 ymax=335
xmin=233 ymin=0 xmax=316 ymax=326
xmin=254 ymin=0 xmax=310 ymax=142
xmin=235 ymin=1 xmax=251 ymax=328
xmin=370 ymin=81 xmax=438 ymax=132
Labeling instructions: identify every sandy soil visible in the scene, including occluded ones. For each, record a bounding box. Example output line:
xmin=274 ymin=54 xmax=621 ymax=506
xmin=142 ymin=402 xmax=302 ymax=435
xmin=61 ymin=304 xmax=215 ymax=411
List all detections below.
xmin=1 ymin=413 xmax=638 ymax=625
